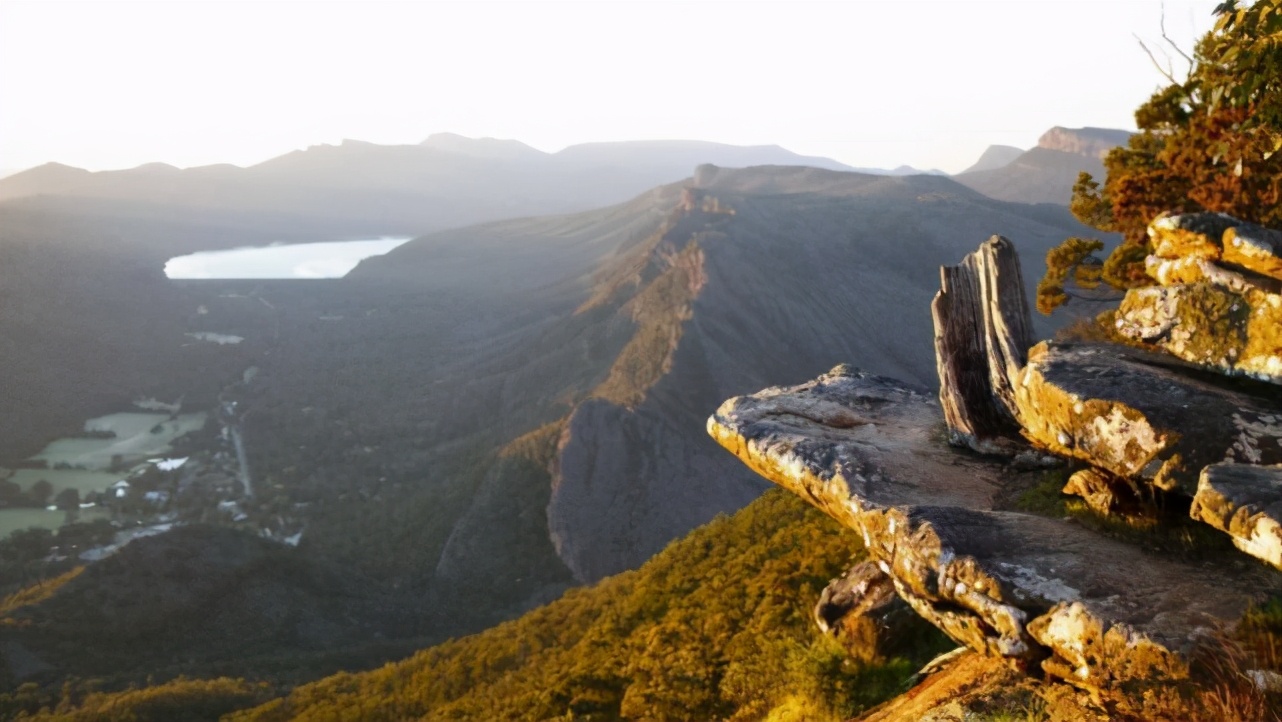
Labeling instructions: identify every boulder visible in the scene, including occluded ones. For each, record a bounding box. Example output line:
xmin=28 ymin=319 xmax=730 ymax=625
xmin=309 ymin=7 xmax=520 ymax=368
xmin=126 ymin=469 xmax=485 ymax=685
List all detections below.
xmin=814 ymin=561 xmax=918 ymax=662
xmin=814 ymin=561 xmax=901 ymax=635
xmin=1223 ymin=222 xmax=1282 ymax=281
xmin=1143 ymin=253 xmax=1282 ymax=296
xmin=707 ymin=365 xmax=1281 ymax=694
xmin=1191 ymin=462 xmax=1282 ymax=569
xmin=1062 ymin=467 xmax=1149 ymax=518
xmin=1012 ymin=342 xmax=1282 ymax=494
xmin=1148 ymin=212 xmax=1239 ymax=262
xmin=931 ymin=236 xmax=1032 ymax=454
xmin=1115 ymin=276 xmax=1282 ymax=386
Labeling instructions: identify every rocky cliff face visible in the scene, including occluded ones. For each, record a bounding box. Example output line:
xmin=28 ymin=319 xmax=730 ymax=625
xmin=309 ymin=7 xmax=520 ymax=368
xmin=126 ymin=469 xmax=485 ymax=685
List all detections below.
xmin=708 ymin=212 xmax=1282 ymax=713
xmin=1035 ymin=126 xmax=1133 ymax=158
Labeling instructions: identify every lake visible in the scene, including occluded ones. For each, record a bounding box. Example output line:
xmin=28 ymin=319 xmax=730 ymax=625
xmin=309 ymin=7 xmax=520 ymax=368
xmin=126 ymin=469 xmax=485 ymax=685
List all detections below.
xmin=164 ymin=237 xmax=412 ymax=279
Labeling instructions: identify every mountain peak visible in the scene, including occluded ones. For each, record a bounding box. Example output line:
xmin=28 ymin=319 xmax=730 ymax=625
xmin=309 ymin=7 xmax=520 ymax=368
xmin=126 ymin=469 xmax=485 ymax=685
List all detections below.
xmin=1036 ymin=127 xmax=1132 ymax=159
xmin=126 ymin=162 xmax=181 ymax=174
xmin=958 ymin=145 xmax=1025 ymax=174
xmin=0 ymin=161 xmax=94 ymax=200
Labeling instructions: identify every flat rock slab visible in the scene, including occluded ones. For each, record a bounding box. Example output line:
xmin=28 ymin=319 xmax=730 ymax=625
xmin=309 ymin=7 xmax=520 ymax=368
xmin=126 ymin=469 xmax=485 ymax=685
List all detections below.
xmin=1014 ymin=342 xmax=1282 ymax=494
xmin=1192 ymin=462 xmax=1282 ymax=569
xmin=709 ymin=365 xmax=1282 ymax=693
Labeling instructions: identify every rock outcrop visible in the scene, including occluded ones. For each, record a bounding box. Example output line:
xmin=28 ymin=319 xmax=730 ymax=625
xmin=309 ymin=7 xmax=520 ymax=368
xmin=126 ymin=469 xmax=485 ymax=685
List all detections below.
xmin=814 ymin=561 xmax=902 ymax=636
xmin=708 ymin=365 xmax=1279 ymax=695
xmin=1059 ymin=467 xmax=1156 ymax=519
xmin=709 ymin=214 xmax=1282 ymax=703
xmin=1147 ymin=213 xmax=1282 ymax=281
xmin=1012 ymin=341 xmax=1282 ymax=494
xmin=953 ymin=127 xmax=1131 ymax=205
xmin=813 ymin=561 xmax=918 ymax=662
xmin=1035 ymin=127 xmax=1133 ymax=159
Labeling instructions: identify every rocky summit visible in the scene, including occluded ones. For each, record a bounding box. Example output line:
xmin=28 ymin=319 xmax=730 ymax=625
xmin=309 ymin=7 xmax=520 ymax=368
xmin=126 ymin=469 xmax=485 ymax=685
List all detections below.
xmin=708 ymin=212 xmax=1282 ymax=711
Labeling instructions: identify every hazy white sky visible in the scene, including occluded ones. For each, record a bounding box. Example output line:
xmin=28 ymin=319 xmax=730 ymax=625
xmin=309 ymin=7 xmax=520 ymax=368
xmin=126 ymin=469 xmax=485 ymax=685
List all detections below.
xmin=0 ymin=0 xmax=1221 ymax=174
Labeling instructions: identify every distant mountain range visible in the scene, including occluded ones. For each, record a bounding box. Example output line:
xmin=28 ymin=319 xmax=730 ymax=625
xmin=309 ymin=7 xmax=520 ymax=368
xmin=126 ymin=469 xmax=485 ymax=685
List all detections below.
xmin=0 ymin=136 xmax=942 ymax=239
xmin=953 ymin=126 xmax=1133 ymax=205
xmin=0 ymin=127 xmax=1126 ymax=235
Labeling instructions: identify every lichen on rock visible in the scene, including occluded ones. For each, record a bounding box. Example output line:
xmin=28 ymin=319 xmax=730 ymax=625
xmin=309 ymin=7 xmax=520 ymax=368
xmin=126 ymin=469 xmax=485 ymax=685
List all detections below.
xmin=1148 ymin=212 xmax=1233 ymax=254
xmin=1117 ymin=258 xmax=1282 ymax=385
xmin=1027 ymin=601 xmax=1187 ymax=695
xmin=1223 ymin=221 xmax=1282 ymax=282
xmin=1062 ymin=467 xmax=1150 ymax=518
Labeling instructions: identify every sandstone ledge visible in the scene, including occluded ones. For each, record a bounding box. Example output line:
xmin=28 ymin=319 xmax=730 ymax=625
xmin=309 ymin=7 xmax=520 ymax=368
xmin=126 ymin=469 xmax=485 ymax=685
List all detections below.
xmin=1192 ymin=462 xmax=1282 ymax=569
xmin=1013 ymin=342 xmax=1282 ymax=494
xmin=708 ymin=364 xmax=1281 ymax=693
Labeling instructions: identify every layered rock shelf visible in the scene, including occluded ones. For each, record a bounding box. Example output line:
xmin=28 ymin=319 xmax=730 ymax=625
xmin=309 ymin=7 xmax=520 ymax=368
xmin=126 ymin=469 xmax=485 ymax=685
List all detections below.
xmin=709 ymin=214 xmax=1282 ymax=699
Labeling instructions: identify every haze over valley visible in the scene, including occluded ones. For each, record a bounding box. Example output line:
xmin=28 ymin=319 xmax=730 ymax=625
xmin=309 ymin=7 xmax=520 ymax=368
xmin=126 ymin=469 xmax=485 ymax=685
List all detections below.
xmin=5 ymin=1 xmax=1266 ymax=719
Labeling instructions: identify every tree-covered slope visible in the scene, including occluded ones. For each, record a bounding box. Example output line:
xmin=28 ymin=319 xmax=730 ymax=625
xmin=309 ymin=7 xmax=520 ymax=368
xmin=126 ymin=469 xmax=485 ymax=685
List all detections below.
xmin=222 ymin=489 xmax=947 ymax=722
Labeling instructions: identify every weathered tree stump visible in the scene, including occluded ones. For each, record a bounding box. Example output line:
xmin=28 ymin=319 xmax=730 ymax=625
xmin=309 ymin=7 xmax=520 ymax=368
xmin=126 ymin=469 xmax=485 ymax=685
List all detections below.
xmin=931 ymin=235 xmax=1032 ymax=454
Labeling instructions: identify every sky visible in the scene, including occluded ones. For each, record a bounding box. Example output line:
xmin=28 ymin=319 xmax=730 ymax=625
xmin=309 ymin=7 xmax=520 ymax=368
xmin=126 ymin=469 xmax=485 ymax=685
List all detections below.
xmin=0 ymin=0 xmax=1223 ymax=175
